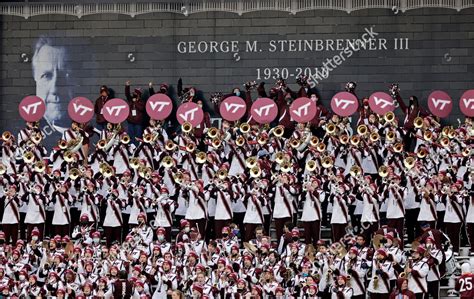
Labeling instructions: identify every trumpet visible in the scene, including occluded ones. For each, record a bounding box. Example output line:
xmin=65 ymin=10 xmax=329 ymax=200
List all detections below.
xmin=378 ymin=165 xmax=389 ymax=178
xmin=68 ymin=168 xmax=81 ymax=180
xmin=97 ymin=139 xmax=107 ymax=149
xmin=103 ymin=166 xmax=114 ymax=178
xmin=99 ymin=162 xmax=111 ymax=174
xmin=182 ymin=122 xmax=193 ymax=133
xmin=350 ymin=165 xmax=361 ymax=177
xmin=250 ymin=166 xmax=261 ymax=178
xmin=186 ymin=142 xmax=196 ymax=153
xmin=211 ymin=138 xmax=221 ymax=149
xmin=58 ymin=139 xmax=68 ymax=150
xmin=173 ymin=172 xmax=184 ymax=184
xmin=273 ymin=125 xmax=284 ymax=138
xmin=440 ymin=137 xmax=450 ymax=147
xmin=404 ymin=156 xmax=416 ymax=170
xmin=196 ymin=151 xmax=207 ymax=164
xmin=0 ymin=163 xmax=6 ymax=175
xmin=165 ymin=140 xmax=177 ymax=151
xmin=236 ymin=136 xmax=246 ymax=147
xmin=275 ymin=152 xmax=285 ymax=164
xmin=384 ymin=111 xmax=396 ymax=123
xmin=207 ymin=127 xmax=219 ymax=139
xmin=386 ymin=130 xmax=396 ymax=142
xmin=448 ymin=128 xmax=457 ymax=139
xmin=34 ymin=160 xmax=46 ymax=173
xmin=339 ymin=134 xmax=349 ymax=145
xmin=321 ymin=156 xmax=333 ymax=169
xmin=217 ymin=168 xmax=228 ymax=180
xmin=326 ymin=123 xmax=336 ymax=135
xmin=130 ymin=157 xmax=141 ymax=169
xmin=441 ymin=126 xmax=450 ymax=137
xmin=306 ymin=160 xmax=317 ymax=172
xmin=257 ymin=134 xmax=268 ymax=145
xmin=357 ymin=124 xmax=368 ymax=136
xmin=310 ymin=136 xmax=320 ymax=147
xmin=23 ymin=151 xmax=35 ymax=164
xmin=240 ymin=123 xmax=250 ymax=134
xmin=161 ymin=155 xmax=175 ymax=168
xmin=121 ymin=134 xmax=130 ymax=144
xmin=143 ymin=133 xmax=153 ymax=143
xmin=423 ymin=131 xmax=433 ymax=141
xmin=1 ymin=131 xmax=11 ymax=141
xmin=414 ymin=117 xmax=424 ymax=129
xmin=246 ymin=156 xmax=257 ymax=168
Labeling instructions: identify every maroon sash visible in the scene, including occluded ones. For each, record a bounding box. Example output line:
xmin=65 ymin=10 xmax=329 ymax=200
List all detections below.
xmin=336 ymin=196 xmax=349 ymax=223
xmin=32 ymin=195 xmax=46 ymax=222
xmin=86 ymin=195 xmax=98 ymax=222
xmin=135 ymin=197 xmax=146 ymax=214
xmin=230 ymin=145 xmax=246 ymax=170
xmin=250 ymin=195 xmax=264 ymax=224
xmin=118 ymin=147 xmax=130 ymax=169
xmin=449 ymin=196 xmax=464 ymax=222
xmin=161 ymin=201 xmax=173 ymax=226
xmin=192 ymin=190 xmax=207 ymax=219
xmin=218 ymin=190 xmax=233 ymax=219
xmin=5 ymin=196 xmax=20 ymax=223
xmin=278 ymin=186 xmax=293 ymax=219
xmin=412 ymin=261 xmax=427 ymax=293
xmin=110 ymin=199 xmax=123 ymax=225
xmin=392 ymin=187 xmax=405 ymax=215
xmin=310 ymin=192 xmax=322 ymax=220
xmin=57 ymin=193 xmax=71 ymax=224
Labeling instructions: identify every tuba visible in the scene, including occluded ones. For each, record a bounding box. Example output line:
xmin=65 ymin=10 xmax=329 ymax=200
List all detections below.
xmin=414 ymin=117 xmax=424 ymax=129
xmin=240 ymin=122 xmax=250 ymax=134
xmin=1 ymin=131 xmax=11 ymax=141
xmin=182 ymin=121 xmax=193 ymax=133
xmin=161 ymin=156 xmax=174 ymax=168
xmin=273 ymin=125 xmax=284 ymax=138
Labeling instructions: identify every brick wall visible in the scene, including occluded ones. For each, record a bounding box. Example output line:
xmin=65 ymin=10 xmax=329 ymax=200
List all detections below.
xmin=0 ymin=8 xmax=473 ymax=138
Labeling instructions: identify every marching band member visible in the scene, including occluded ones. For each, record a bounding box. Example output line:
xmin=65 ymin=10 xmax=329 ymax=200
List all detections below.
xmin=367 ymin=248 xmax=394 ymax=299
xmin=1 ymin=185 xmax=22 ymax=244
xmin=407 ymin=246 xmax=430 ymax=299
xmin=23 ymin=183 xmax=48 ymax=241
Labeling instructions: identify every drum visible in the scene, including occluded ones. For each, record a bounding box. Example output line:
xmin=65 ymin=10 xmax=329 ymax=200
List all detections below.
xmin=444 ymin=247 xmax=456 ymax=278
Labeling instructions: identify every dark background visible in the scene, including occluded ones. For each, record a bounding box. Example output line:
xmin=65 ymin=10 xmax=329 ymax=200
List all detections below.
xmin=0 ymin=7 xmax=472 ymax=135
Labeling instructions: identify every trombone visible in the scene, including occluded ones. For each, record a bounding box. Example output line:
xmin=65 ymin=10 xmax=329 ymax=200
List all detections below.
xmin=182 ymin=122 xmax=193 ymax=134
xmin=326 ymin=123 xmax=336 ymax=135
xmin=121 ymin=134 xmax=131 ymax=144
xmin=240 ymin=123 xmax=250 ymax=134
xmin=161 ymin=156 xmax=175 ymax=168
xmin=34 ymin=160 xmax=46 ymax=173
xmin=236 ymin=136 xmax=246 ymax=147
xmin=196 ymin=151 xmax=207 ymax=164
xmin=384 ymin=111 xmax=396 ymax=124
xmin=357 ymin=124 xmax=368 ymax=136
xmin=404 ymin=156 xmax=416 ymax=170
xmin=321 ymin=156 xmax=333 ymax=169
xmin=207 ymin=127 xmax=219 ymax=139
xmin=69 ymin=168 xmax=82 ymax=180
xmin=414 ymin=117 xmax=424 ymax=129
xmin=23 ymin=151 xmax=35 ymax=164
xmin=1 ymin=131 xmax=11 ymax=142
xmin=305 ymin=160 xmax=317 ymax=172
xmin=272 ymin=125 xmax=284 ymax=138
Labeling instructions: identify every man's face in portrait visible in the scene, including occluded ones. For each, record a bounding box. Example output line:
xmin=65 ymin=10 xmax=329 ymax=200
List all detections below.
xmin=32 ymin=39 xmax=72 ymax=127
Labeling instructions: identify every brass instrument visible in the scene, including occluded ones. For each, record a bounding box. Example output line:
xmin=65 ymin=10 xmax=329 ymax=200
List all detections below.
xmin=372 ymin=234 xmax=385 ymax=249
xmin=310 ymin=136 xmax=320 ymax=147
xmin=207 ymin=127 xmax=219 ymax=138
xmin=399 ymin=258 xmax=412 ymax=279
xmin=143 ymin=133 xmax=153 ymax=143
xmin=441 ymin=126 xmax=450 ymax=137
xmin=404 ymin=156 xmax=416 ymax=170
xmin=97 ymin=139 xmax=107 ymax=149
xmin=245 ymin=156 xmax=257 ymax=168
xmin=393 ymin=142 xmax=403 ymax=153
xmin=386 ymin=130 xmax=395 ymax=142
xmin=68 ymin=168 xmax=81 ymax=180
xmin=2 ymin=131 xmax=11 ymax=141
xmin=240 ymin=122 xmax=250 ymax=134
xmin=289 ymin=138 xmax=300 ymax=149
xmin=58 ymin=139 xmax=68 ymax=150
xmin=280 ymin=161 xmax=292 ymax=172
xmin=257 ymin=134 xmax=268 ymax=145
xmin=103 ymin=166 xmax=114 ymax=178
xmin=321 ymin=156 xmax=333 ymax=169
xmin=129 ymin=157 xmax=141 ymax=169
xmin=121 ymin=134 xmax=130 ymax=144
xmin=384 ymin=111 xmax=395 ymax=123
xmin=138 ymin=166 xmax=152 ymax=179
xmin=348 ymin=165 xmax=360 ymax=177
xmin=64 ymin=151 xmax=75 ymax=163
xmin=306 ymin=160 xmax=317 ymax=172
xmin=417 ymin=148 xmax=428 ymax=159
xmin=236 ymin=136 xmax=245 ymax=147
xmin=339 ymin=134 xmax=349 ymax=145
xmin=23 ymin=151 xmax=35 ymax=164
xmin=0 ymin=163 xmax=5 ymax=175
xmin=250 ymin=166 xmax=261 ymax=178
xmin=414 ymin=117 xmax=424 ymax=129
xmin=34 ymin=160 xmax=46 ymax=173
xmin=462 ymin=147 xmax=471 ymax=157
xmin=350 ymin=135 xmax=360 ymax=146
xmin=370 ymin=132 xmax=380 ymax=142
xmin=186 ymin=142 xmax=196 ymax=152
xmin=378 ymin=165 xmax=389 ymax=178
xmin=99 ymin=162 xmax=110 ymax=174
xmin=440 ymin=137 xmax=450 ymax=147
xmin=273 ymin=125 xmax=284 ymax=138
xmin=173 ymin=171 xmax=184 ymax=184
xmin=316 ymin=142 xmax=326 ymax=153
xmin=182 ymin=121 xmax=193 ymax=133
xmin=357 ymin=124 xmax=368 ymax=136
xmin=326 ymin=123 xmax=336 ymax=135
xmin=217 ymin=168 xmax=228 ymax=180
xmin=165 ymin=140 xmax=177 ymax=151
xmin=423 ymin=131 xmax=433 ymax=142
xmin=275 ymin=152 xmax=285 ymax=164
xmin=31 ymin=132 xmax=43 ymax=145
xmin=448 ymin=128 xmax=457 ymax=139
xmin=161 ymin=155 xmax=175 ymax=168
xmin=196 ymin=151 xmax=207 ymax=164
xmin=211 ymin=138 xmax=221 ymax=149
